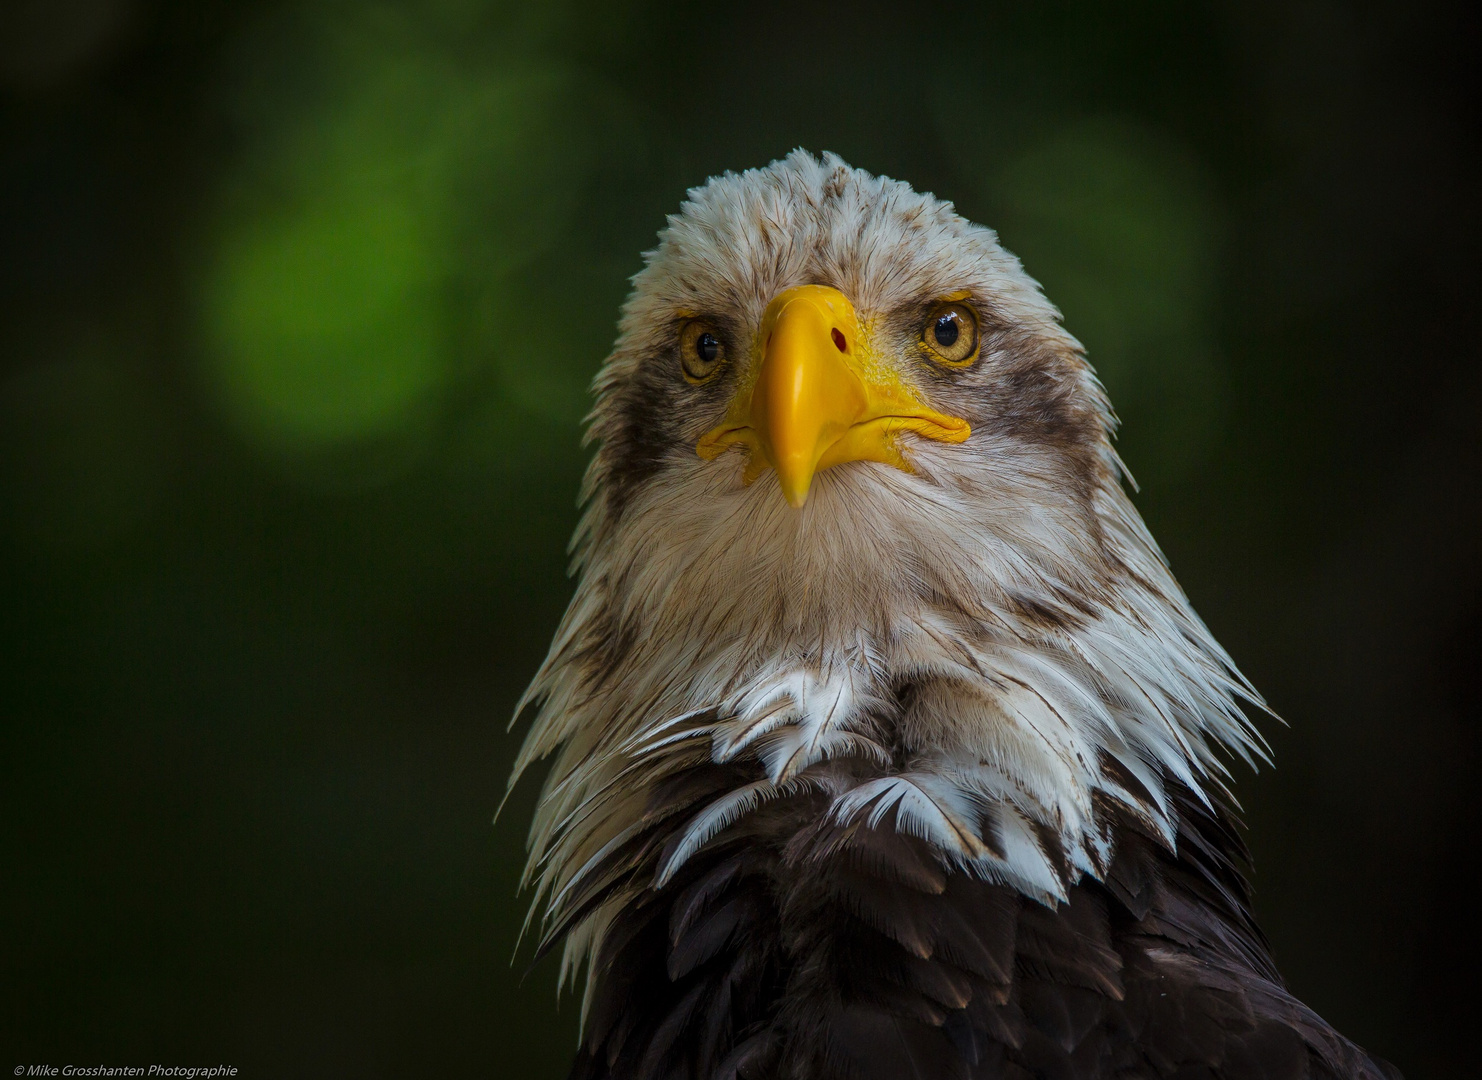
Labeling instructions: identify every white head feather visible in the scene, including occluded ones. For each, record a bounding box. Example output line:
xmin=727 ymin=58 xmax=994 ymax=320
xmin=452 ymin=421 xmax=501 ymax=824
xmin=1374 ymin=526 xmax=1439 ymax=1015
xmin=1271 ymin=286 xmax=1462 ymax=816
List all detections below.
xmin=509 ymin=150 xmax=1269 ymax=995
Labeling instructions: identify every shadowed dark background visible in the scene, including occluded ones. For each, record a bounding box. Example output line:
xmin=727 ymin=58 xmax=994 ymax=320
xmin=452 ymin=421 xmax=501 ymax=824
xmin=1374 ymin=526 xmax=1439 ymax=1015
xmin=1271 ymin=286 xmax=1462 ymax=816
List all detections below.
xmin=2 ymin=0 xmax=1477 ymax=1075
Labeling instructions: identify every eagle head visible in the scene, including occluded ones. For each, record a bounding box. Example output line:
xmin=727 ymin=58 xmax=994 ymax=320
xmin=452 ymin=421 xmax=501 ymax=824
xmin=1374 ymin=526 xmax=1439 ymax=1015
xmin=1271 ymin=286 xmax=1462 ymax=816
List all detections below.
xmin=511 ymin=150 xmax=1269 ymax=1009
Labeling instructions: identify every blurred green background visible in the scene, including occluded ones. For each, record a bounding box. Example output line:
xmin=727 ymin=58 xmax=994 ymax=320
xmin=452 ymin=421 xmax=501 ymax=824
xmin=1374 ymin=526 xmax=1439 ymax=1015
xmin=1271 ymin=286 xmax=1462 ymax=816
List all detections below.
xmin=1 ymin=0 xmax=1476 ymax=1075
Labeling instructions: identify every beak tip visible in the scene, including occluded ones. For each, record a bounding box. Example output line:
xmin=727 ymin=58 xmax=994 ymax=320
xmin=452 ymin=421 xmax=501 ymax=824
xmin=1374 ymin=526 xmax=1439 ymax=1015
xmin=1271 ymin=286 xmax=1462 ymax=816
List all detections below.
xmin=774 ymin=454 xmax=816 ymax=508
xmin=777 ymin=472 xmax=812 ymax=508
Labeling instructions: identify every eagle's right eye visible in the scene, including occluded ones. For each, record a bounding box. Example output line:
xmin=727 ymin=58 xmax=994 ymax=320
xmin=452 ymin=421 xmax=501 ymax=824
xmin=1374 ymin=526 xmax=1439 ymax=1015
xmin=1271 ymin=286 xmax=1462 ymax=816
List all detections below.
xmin=679 ymin=321 xmax=727 ymax=383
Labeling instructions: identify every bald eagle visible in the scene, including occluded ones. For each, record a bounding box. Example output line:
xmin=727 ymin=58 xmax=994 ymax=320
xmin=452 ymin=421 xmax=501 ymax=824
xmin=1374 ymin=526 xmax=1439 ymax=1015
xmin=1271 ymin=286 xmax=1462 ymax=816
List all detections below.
xmin=509 ymin=151 xmax=1398 ymax=1080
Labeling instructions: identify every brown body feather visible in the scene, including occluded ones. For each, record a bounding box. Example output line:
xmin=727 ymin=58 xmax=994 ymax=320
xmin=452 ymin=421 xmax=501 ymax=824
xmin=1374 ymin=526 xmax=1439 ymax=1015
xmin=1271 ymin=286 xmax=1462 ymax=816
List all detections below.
xmin=561 ymin=759 xmax=1399 ymax=1080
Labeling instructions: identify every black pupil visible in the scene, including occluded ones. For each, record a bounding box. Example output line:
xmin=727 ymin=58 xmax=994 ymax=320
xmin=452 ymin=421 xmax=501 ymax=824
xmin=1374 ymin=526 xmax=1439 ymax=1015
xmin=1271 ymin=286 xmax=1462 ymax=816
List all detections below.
xmin=696 ymin=333 xmax=720 ymax=363
xmin=933 ymin=314 xmax=960 ymax=348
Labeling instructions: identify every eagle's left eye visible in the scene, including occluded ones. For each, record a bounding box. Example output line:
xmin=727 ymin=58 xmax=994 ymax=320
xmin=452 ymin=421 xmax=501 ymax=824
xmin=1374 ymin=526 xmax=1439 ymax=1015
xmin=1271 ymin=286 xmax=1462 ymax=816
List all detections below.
xmin=679 ymin=321 xmax=727 ymax=383
xmin=922 ymin=302 xmax=980 ymax=367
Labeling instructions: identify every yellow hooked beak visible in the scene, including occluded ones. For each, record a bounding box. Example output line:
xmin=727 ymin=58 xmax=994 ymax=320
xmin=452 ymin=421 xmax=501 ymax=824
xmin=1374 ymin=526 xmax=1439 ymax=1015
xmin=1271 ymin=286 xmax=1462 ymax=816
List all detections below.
xmin=696 ymin=285 xmax=970 ymax=507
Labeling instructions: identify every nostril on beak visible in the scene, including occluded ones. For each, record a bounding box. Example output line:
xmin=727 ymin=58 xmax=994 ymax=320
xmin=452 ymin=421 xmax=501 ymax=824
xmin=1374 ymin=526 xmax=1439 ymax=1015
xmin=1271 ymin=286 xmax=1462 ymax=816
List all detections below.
xmin=831 ymin=328 xmax=847 ymax=353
